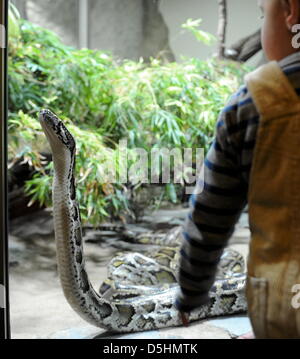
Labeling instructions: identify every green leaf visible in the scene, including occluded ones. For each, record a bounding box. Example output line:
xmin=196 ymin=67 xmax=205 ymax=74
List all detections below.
xmin=165 ymin=183 xmax=177 ymax=204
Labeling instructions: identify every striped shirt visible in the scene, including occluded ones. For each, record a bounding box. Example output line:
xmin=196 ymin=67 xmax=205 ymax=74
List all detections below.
xmin=175 ymin=51 xmax=300 ymax=312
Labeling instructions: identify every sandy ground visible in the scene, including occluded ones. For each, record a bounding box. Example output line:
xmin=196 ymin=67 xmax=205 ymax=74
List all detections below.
xmin=8 ymin=208 xmax=251 ymax=339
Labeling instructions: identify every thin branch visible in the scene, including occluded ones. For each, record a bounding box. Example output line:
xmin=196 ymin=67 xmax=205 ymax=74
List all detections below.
xmin=217 ymin=0 xmax=227 ymax=58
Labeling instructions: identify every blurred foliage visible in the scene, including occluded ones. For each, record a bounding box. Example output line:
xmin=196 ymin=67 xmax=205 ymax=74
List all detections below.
xmin=8 ymin=3 xmax=21 ymax=39
xmin=8 ymin=12 xmax=251 ymax=224
xmin=181 ymin=18 xmax=216 ymax=46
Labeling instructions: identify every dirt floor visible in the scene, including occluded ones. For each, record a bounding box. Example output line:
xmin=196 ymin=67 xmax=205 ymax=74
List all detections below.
xmin=8 ymin=207 xmax=251 ymax=339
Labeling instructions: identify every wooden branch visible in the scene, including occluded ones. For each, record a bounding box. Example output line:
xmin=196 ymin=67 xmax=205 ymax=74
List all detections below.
xmin=225 ymin=29 xmax=262 ymax=62
xmin=217 ymin=0 xmax=227 ymax=59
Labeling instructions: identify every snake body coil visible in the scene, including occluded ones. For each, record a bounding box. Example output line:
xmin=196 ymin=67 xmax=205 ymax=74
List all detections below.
xmin=39 ymin=109 xmax=247 ymax=333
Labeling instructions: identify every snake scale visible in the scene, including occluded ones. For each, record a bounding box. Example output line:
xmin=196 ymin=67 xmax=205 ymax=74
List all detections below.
xmin=39 ymin=109 xmax=247 ymax=333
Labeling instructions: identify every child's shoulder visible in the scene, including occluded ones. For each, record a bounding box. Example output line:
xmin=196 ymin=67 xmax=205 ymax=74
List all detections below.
xmin=216 ymin=56 xmax=300 ymax=153
xmin=279 ymin=54 xmax=300 ymax=92
xmin=219 ymin=83 xmax=258 ymax=130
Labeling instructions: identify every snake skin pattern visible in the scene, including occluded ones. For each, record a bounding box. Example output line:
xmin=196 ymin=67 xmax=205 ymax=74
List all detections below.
xmin=39 ymin=109 xmax=247 ymax=333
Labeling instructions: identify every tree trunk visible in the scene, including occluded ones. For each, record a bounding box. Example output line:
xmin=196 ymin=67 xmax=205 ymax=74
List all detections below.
xmin=141 ymin=0 xmax=175 ymax=63
xmin=217 ymin=0 xmax=227 ymax=59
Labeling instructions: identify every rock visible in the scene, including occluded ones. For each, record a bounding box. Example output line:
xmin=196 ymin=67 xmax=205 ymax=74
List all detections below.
xmin=10 ymin=209 xmax=54 ymax=239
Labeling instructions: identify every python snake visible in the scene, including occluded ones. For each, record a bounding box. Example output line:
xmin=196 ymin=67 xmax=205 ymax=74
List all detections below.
xmin=39 ymin=109 xmax=247 ymax=333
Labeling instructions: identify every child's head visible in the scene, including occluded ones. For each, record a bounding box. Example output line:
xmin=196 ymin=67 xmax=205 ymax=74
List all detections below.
xmin=259 ymin=0 xmax=300 ymax=60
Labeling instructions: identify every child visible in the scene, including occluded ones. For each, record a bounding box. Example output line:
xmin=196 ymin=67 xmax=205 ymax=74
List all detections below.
xmin=175 ymin=0 xmax=300 ymax=339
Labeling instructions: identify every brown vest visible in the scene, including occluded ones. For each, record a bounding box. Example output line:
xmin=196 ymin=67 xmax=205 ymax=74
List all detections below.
xmin=245 ymin=61 xmax=300 ymax=338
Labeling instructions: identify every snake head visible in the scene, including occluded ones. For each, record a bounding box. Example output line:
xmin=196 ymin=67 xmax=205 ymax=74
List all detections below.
xmin=39 ymin=109 xmax=76 ymax=154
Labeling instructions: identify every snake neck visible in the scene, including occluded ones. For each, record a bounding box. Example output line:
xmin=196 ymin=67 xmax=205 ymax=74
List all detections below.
xmin=52 ymin=150 xmax=115 ymax=329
